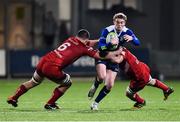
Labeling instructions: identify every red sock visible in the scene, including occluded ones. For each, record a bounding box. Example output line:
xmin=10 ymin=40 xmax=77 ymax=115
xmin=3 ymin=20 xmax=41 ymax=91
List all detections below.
xmin=134 ymin=93 xmax=144 ymax=103
xmin=12 ymin=85 xmax=28 ymax=100
xmin=154 ymin=79 xmax=169 ymax=91
xmin=47 ymin=88 xmax=64 ymax=104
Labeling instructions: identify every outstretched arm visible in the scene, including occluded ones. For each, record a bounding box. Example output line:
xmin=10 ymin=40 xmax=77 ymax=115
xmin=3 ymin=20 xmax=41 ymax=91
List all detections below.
xmin=93 ymin=47 xmax=123 ymax=60
xmin=110 ymin=54 xmax=124 ymax=64
xmin=87 ymin=39 xmax=99 ymax=47
xmin=124 ymin=29 xmax=140 ymax=46
xmin=106 ymin=48 xmax=126 ymax=63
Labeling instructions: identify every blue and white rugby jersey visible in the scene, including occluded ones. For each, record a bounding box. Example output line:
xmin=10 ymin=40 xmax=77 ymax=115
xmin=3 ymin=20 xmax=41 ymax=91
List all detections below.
xmin=98 ymin=25 xmax=140 ymax=51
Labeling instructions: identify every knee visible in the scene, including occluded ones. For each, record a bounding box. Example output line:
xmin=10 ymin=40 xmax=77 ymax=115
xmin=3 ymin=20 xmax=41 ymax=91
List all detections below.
xmin=106 ymin=82 xmax=114 ymax=90
xmin=96 ymin=77 xmax=104 ymax=84
xmin=126 ymin=91 xmax=133 ymax=98
xmin=60 ymin=74 xmax=72 ymax=88
xmin=66 ymin=80 xmax=72 ymax=88
xmin=126 ymin=86 xmax=135 ymax=99
xmin=31 ymin=71 xmax=44 ymax=85
xmin=23 ymin=79 xmax=39 ymax=89
xmin=147 ymin=77 xmax=156 ymax=86
xmin=98 ymin=74 xmax=106 ymax=81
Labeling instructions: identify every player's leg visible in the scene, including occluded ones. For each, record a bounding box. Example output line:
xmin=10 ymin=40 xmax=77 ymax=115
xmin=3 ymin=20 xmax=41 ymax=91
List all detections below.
xmin=126 ymin=80 xmax=146 ymax=108
xmin=44 ymin=73 xmax=72 ymax=110
xmin=7 ymin=71 xmax=44 ymax=107
xmin=7 ymin=56 xmax=46 ymax=107
xmin=88 ymin=62 xmax=106 ymax=99
xmin=147 ymin=76 xmax=174 ymax=100
xmin=91 ymin=69 xmax=117 ymax=110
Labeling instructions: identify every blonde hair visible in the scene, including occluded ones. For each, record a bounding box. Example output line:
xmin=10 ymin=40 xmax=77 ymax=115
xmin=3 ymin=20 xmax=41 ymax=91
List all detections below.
xmin=113 ymin=12 xmax=127 ymax=21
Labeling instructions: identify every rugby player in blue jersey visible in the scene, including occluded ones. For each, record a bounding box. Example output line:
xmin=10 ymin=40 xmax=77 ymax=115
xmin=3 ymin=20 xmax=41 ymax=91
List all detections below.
xmin=88 ymin=12 xmax=141 ymax=110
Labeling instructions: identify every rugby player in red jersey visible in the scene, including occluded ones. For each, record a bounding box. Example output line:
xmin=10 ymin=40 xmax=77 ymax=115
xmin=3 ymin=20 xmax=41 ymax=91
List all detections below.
xmin=7 ymin=29 xmax=121 ymax=110
xmin=111 ymin=47 xmax=174 ymax=109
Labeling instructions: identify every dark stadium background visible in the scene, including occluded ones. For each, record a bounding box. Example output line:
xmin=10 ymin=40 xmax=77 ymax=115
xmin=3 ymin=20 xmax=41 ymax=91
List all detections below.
xmin=0 ymin=0 xmax=180 ymax=80
xmin=1 ymin=1 xmax=180 ymax=121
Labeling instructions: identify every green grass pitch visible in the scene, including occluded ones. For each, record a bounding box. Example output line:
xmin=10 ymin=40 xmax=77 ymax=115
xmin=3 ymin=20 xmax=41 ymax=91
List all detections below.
xmin=0 ymin=78 xmax=180 ymax=121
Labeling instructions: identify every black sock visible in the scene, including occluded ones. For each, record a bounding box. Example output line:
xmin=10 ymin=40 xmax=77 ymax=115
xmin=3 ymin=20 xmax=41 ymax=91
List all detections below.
xmin=94 ymin=77 xmax=103 ymax=88
xmin=95 ymin=86 xmax=110 ymax=103
xmin=94 ymin=80 xmax=99 ymax=88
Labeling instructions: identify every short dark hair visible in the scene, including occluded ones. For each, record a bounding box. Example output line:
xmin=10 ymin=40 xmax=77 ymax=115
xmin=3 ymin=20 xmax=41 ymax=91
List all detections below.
xmin=77 ymin=29 xmax=90 ymax=39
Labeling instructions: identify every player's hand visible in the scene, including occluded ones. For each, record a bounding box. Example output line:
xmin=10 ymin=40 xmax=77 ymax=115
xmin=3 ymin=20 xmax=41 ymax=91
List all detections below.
xmin=117 ymin=46 xmax=123 ymax=53
xmin=110 ymin=53 xmax=124 ymax=64
xmin=123 ymin=35 xmax=133 ymax=42
xmin=88 ymin=39 xmax=99 ymax=46
xmin=111 ymin=38 xmax=118 ymax=45
xmin=111 ymin=47 xmax=123 ymax=56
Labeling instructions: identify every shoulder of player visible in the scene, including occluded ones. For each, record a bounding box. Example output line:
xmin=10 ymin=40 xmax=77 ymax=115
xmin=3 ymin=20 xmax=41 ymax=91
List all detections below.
xmin=83 ymin=45 xmax=97 ymax=54
xmin=100 ymin=25 xmax=115 ymax=38
xmin=105 ymin=25 xmax=115 ymax=32
xmin=122 ymin=27 xmax=134 ymax=34
xmin=66 ymin=36 xmax=81 ymax=45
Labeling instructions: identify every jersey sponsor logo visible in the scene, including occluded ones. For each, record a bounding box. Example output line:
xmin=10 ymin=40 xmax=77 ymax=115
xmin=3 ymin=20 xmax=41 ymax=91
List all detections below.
xmin=120 ymin=36 xmax=124 ymax=42
xmin=101 ymin=46 xmax=107 ymax=50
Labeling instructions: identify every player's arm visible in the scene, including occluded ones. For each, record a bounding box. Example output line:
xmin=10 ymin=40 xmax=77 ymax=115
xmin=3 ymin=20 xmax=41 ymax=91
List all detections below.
xmin=85 ymin=28 xmax=120 ymax=59
xmin=111 ymin=54 xmax=124 ymax=64
xmin=87 ymin=29 xmax=109 ymax=57
xmin=124 ymin=29 xmax=140 ymax=46
xmin=106 ymin=47 xmax=125 ymax=63
xmin=86 ymin=46 xmax=123 ymax=62
xmin=93 ymin=47 xmax=123 ymax=60
xmin=98 ymin=29 xmax=111 ymax=51
xmin=87 ymin=39 xmax=99 ymax=47
xmin=110 ymin=49 xmax=126 ymax=63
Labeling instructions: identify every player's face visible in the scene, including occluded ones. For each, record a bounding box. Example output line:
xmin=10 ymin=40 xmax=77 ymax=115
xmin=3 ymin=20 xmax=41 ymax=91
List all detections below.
xmin=113 ymin=18 xmax=126 ymax=32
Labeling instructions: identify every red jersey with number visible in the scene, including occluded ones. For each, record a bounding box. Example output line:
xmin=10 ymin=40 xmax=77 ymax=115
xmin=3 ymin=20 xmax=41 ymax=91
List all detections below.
xmin=119 ymin=49 xmax=150 ymax=82
xmin=36 ymin=37 xmax=98 ymax=81
xmin=44 ymin=37 xmax=98 ymax=69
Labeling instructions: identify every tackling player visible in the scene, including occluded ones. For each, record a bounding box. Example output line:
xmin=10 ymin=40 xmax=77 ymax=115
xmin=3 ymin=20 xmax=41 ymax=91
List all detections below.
xmin=7 ymin=29 xmax=121 ymax=110
xmin=113 ymin=47 xmax=174 ymax=108
xmin=88 ymin=12 xmax=140 ymax=110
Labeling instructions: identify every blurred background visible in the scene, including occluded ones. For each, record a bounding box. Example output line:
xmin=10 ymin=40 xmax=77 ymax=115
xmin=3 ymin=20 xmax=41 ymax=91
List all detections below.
xmin=0 ymin=0 xmax=180 ymax=80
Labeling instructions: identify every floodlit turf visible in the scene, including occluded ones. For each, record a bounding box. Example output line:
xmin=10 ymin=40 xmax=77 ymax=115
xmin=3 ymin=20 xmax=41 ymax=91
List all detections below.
xmin=0 ymin=78 xmax=180 ymax=121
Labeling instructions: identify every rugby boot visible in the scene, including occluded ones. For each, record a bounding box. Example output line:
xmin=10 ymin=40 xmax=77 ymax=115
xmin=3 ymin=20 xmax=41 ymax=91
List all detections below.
xmin=163 ymin=87 xmax=174 ymax=100
xmin=88 ymin=84 xmax=97 ymax=100
xmin=44 ymin=103 xmax=60 ymax=110
xmin=7 ymin=97 xmax=18 ymax=107
xmin=133 ymin=100 xmax=146 ymax=109
xmin=90 ymin=101 xmax=99 ymax=111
